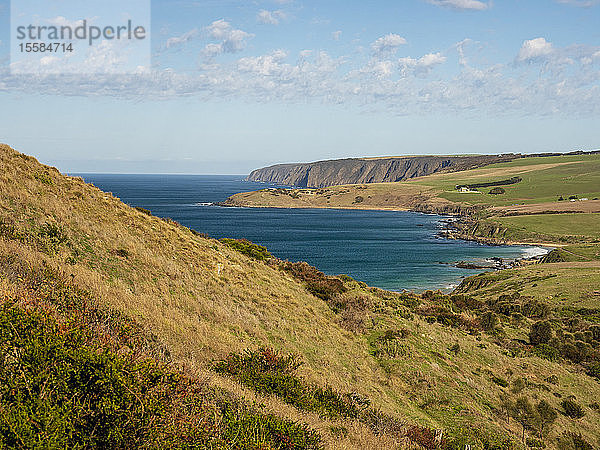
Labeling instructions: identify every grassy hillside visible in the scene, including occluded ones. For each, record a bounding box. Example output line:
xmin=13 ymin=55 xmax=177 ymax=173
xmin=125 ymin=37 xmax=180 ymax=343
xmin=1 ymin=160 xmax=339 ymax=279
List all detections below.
xmin=1 ymin=144 xmax=600 ymax=449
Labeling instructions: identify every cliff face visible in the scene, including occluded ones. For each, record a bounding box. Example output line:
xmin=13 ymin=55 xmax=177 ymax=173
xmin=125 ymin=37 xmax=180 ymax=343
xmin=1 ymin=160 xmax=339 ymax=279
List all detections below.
xmin=248 ymin=155 xmax=519 ymax=188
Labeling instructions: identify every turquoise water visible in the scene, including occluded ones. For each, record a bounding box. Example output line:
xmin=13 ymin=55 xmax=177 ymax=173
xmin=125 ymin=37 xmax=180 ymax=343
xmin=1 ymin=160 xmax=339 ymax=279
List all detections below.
xmin=78 ymin=174 xmax=544 ymax=292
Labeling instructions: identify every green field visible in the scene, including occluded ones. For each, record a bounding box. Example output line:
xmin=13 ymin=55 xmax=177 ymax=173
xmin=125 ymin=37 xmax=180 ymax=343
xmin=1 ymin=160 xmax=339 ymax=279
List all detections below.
xmin=409 ymin=154 xmax=600 ymax=207
xmin=496 ymin=213 xmax=600 ymax=240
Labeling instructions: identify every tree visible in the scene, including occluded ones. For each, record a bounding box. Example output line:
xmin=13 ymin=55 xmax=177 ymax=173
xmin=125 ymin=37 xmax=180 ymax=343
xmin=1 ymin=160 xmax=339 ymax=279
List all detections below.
xmin=499 ymin=393 xmax=516 ymax=424
xmin=512 ymin=397 xmax=539 ymax=442
xmin=536 ymin=400 xmax=557 ymax=436
xmin=529 ymin=321 xmax=553 ymax=345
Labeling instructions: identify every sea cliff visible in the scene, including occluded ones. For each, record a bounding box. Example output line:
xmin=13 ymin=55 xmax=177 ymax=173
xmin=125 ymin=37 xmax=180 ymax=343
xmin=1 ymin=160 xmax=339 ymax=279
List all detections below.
xmin=247 ymin=154 xmax=519 ymax=188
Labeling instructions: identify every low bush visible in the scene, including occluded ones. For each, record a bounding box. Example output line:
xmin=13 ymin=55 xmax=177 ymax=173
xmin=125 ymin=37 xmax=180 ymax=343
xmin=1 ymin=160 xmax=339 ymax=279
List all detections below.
xmin=370 ymin=330 xmax=412 ymax=359
xmin=406 ymin=426 xmax=438 ymax=449
xmin=214 ymin=348 xmax=369 ymax=420
xmin=219 ymin=402 xmax=322 ymax=449
xmin=561 ymin=398 xmax=585 ymax=419
xmin=134 ymin=206 xmax=152 ymax=216
xmin=37 ymin=222 xmax=68 ymax=254
xmin=34 ymin=171 xmax=54 ymax=185
xmin=491 ymin=375 xmax=509 ymax=388
xmin=443 ymin=427 xmax=516 ymax=449
xmin=533 ymin=343 xmax=560 ymax=361
xmin=559 ymin=432 xmax=593 ymax=450
xmin=526 ymin=437 xmax=546 ymax=448
xmin=220 ymin=238 xmax=272 ymax=261
xmin=587 ymin=362 xmax=600 ymax=380
xmin=530 ymin=321 xmax=553 ymax=346
xmin=279 ymin=261 xmax=346 ymax=301
xmin=0 ymin=261 xmax=322 ymax=449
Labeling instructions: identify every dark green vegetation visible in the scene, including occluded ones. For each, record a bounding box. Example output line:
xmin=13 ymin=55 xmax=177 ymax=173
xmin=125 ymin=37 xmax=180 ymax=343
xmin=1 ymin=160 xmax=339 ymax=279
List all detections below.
xmin=455 ymin=176 xmax=522 ymax=191
xmin=220 ymin=238 xmax=273 ymax=261
xmin=214 ymin=348 xmax=371 ymax=420
xmin=0 ymin=259 xmax=322 ymax=449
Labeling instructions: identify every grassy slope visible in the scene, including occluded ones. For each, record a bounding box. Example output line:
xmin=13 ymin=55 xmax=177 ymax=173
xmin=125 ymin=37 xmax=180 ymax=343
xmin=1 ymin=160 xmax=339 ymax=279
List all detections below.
xmin=495 ymin=214 xmax=600 ymax=240
xmin=411 ymin=154 xmax=600 ymax=207
xmin=1 ymin=144 xmax=600 ymax=448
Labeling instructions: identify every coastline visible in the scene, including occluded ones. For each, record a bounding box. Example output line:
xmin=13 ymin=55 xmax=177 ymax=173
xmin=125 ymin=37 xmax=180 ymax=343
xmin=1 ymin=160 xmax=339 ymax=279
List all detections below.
xmin=218 ymin=200 xmax=553 ymax=287
xmin=219 ymin=199 xmax=563 ymax=249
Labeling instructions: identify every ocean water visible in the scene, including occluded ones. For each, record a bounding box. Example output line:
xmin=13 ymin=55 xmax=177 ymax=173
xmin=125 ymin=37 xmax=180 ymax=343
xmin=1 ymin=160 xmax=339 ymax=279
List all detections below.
xmin=77 ymin=174 xmax=545 ymax=292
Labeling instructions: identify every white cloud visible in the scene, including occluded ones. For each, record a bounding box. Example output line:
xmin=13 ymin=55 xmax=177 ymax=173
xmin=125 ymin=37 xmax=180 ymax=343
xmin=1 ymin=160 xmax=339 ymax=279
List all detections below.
xmin=46 ymin=16 xmax=85 ymax=28
xmin=238 ymin=50 xmax=289 ymax=76
xmin=257 ymin=9 xmax=287 ymax=25
xmin=332 ymin=31 xmax=342 ymax=41
xmin=166 ymin=28 xmax=198 ymax=49
xmin=517 ymin=37 xmax=554 ymax=62
xmin=371 ymin=34 xmax=407 ymax=56
xmin=399 ymin=52 xmax=447 ymax=76
xmin=3 ymin=26 xmax=600 ymax=117
xmin=359 ymin=60 xmax=395 ymax=78
xmin=427 ymin=0 xmax=492 ymax=10
xmin=202 ymin=20 xmax=253 ymax=58
xmin=556 ymin=0 xmax=600 ymax=6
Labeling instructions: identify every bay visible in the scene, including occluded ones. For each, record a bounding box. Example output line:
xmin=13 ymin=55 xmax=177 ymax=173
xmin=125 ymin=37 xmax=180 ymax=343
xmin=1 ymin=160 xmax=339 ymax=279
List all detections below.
xmin=77 ymin=174 xmax=544 ymax=292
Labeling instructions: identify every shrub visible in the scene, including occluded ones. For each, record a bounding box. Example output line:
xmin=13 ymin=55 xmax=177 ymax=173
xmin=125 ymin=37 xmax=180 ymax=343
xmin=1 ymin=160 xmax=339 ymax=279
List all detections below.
xmin=219 ymin=402 xmax=322 ymax=450
xmin=512 ymin=397 xmax=538 ymax=442
xmin=489 ymin=187 xmax=505 ymax=195
xmin=533 ymin=343 xmax=560 ymax=361
xmin=561 ymin=398 xmax=585 ymax=419
xmin=444 ymin=427 xmax=516 ymax=449
xmin=522 ymin=300 xmax=551 ymax=319
xmin=491 ymin=375 xmax=509 ymax=388
xmin=406 ymin=426 xmax=438 ymax=449
xmin=530 ymin=321 xmax=553 ymax=346
xmin=526 ymin=437 xmax=545 ymax=448
xmin=220 ymin=238 xmax=272 ymax=262
xmin=559 ymin=432 xmax=593 ymax=450
xmin=329 ymin=426 xmax=349 ymax=438
xmin=34 ymin=171 xmax=54 ymax=185
xmin=511 ymin=377 xmax=526 ymax=394
xmin=114 ymin=248 xmax=130 ymax=258
xmin=0 ymin=261 xmax=322 ymax=449
xmin=448 ymin=343 xmax=460 ymax=355
xmin=214 ymin=348 xmax=368 ymax=420
xmin=279 ymin=261 xmax=346 ymax=301
xmin=370 ymin=330 xmax=412 ymax=358
xmin=0 ymin=301 xmax=214 ymax=448
xmin=37 ymin=222 xmax=68 ymax=254
xmin=134 ymin=206 xmax=152 ymax=216
xmin=561 ymin=341 xmax=589 ymax=363
xmin=587 ymin=362 xmax=600 ymax=380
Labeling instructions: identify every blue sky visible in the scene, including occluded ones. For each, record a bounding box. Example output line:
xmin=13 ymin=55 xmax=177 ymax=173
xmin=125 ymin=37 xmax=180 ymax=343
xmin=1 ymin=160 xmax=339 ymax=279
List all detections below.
xmin=0 ymin=0 xmax=599 ymax=173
